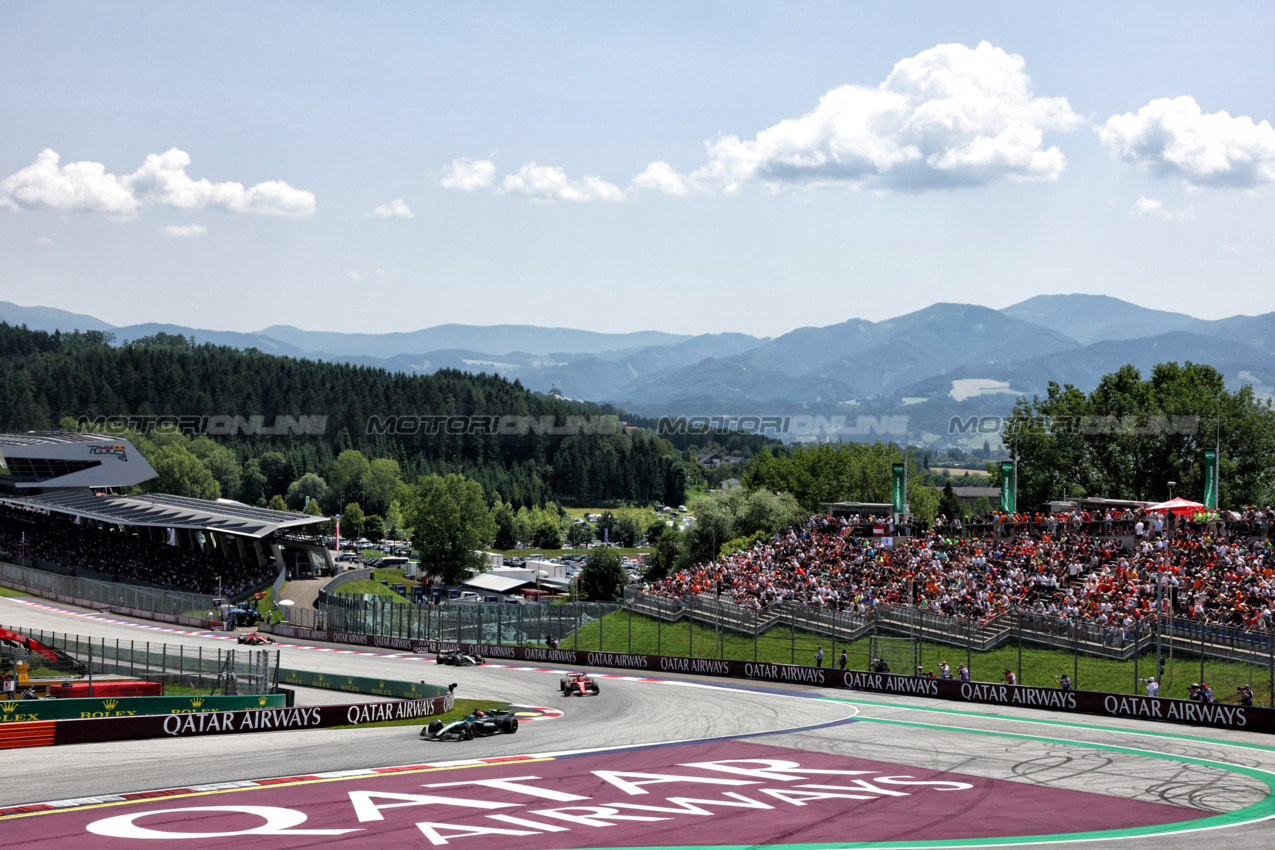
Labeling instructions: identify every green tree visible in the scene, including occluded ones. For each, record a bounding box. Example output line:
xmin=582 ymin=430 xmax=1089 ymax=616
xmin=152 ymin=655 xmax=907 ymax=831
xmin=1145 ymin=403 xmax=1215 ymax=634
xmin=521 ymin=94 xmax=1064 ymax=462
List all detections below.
xmin=595 ymin=511 xmax=618 ymax=543
xmin=329 ymin=449 xmax=371 ymax=508
xmin=364 ymin=514 xmax=385 ymax=543
xmin=566 ymin=520 xmax=594 ymax=548
xmin=139 ymin=441 xmax=220 ymax=500
xmin=188 ymin=436 xmax=242 ymax=501
xmin=492 ymin=502 xmax=518 ymax=549
xmin=1002 ymin=362 xmax=1275 ymax=508
xmin=385 ymin=499 xmax=407 ymax=539
xmin=340 ymin=502 xmax=367 ymax=539
xmin=258 ymin=452 xmax=292 ymax=502
xmin=266 ymin=494 xmax=289 ymax=512
xmin=579 ymin=547 xmax=625 ymax=601
xmin=239 ymin=458 xmax=269 ymax=505
xmin=404 ymin=473 xmax=497 ymax=585
xmin=361 ymin=458 xmax=405 ymax=516
xmin=644 ymin=527 xmax=682 ymax=584
xmin=286 ymin=473 xmax=328 ymax=511
xmin=614 ymin=513 xmax=643 ymax=547
xmin=939 ymin=480 xmax=965 ymax=520
xmin=534 ymin=515 xmax=563 ymax=549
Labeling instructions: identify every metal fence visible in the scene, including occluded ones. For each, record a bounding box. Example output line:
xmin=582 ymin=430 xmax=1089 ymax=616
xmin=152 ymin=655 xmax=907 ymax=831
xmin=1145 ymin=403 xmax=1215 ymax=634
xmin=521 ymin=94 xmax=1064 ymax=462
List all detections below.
xmin=619 ymin=588 xmax=1275 ymax=704
xmin=4 ymin=624 xmax=278 ymax=696
xmin=1 ymin=559 xmax=217 ymax=616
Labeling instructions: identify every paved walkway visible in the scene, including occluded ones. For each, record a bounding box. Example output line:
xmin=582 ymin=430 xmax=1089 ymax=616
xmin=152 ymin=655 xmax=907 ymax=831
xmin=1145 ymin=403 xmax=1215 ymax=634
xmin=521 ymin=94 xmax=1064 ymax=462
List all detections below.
xmin=279 ymin=578 xmax=325 ymax=610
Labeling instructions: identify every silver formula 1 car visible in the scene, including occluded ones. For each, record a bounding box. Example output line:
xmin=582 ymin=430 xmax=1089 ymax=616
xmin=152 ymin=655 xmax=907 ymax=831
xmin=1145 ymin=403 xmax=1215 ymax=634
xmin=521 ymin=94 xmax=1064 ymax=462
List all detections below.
xmin=421 ymin=708 xmax=519 ymax=741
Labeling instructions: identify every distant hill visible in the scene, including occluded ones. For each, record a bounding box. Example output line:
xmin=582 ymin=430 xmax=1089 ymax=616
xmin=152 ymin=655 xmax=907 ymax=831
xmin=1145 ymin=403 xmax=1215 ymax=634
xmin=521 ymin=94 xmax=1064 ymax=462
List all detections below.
xmin=7 ymin=295 xmax=1275 ymax=412
xmin=1000 ymin=294 xmax=1205 ymax=345
xmin=255 ymin=323 xmax=695 ymax=358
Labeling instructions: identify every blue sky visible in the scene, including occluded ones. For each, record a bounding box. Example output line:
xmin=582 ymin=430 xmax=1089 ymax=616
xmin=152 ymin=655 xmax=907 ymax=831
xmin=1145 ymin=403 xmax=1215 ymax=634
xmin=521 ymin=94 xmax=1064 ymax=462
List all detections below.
xmin=2 ymin=2 xmax=1273 ymax=338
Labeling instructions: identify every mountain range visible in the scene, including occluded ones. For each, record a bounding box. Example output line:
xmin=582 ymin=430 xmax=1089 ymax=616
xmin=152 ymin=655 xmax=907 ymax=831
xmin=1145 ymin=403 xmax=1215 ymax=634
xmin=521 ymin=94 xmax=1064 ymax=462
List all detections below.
xmin=4 ymin=295 xmax=1273 ymax=410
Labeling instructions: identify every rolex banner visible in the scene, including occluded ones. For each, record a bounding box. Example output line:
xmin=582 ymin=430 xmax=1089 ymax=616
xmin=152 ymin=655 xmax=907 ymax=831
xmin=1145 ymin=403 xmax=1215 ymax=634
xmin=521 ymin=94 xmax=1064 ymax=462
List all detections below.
xmin=1203 ymin=449 xmax=1219 ymax=509
xmin=891 ymin=463 xmax=906 ymax=514
xmin=1000 ymin=461 xmax=1016 ymax=512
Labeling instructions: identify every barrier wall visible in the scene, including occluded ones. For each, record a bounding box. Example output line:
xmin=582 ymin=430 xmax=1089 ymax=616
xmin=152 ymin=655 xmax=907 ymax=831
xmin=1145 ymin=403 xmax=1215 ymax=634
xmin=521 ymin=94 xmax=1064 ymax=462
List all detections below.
xmin=0 ymin=694 xmax=454 ymax=750
xmin=258 ymin=623 xmax=1274 ymax=735
xmin=278 ymin=669 xmax=452 ymax=700
xmin=0 ymin=693 xmax=287 ymax=723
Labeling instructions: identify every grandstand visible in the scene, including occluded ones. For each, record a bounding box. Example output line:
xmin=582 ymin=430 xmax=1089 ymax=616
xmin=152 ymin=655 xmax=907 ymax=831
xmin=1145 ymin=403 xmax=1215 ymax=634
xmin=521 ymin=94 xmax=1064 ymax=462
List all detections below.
xmin=0 ymin=432 xmax=330 ymax=599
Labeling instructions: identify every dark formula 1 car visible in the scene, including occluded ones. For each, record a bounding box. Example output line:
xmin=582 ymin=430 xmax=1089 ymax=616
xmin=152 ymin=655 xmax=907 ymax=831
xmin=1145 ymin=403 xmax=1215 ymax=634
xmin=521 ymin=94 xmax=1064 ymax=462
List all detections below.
xmin=237 ymin=633 xmax=276 ymax=646
xmin=436 ymin=650 xmax=484 ymax=666
xmin=560 ymin=671 xmax=600 ymax=696
xmin=421 ymin=709 xmax=518 ymax=740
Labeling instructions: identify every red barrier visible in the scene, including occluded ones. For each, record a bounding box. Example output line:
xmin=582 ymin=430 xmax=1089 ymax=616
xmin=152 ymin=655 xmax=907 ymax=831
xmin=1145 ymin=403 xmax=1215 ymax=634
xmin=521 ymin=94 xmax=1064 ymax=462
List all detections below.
xmin=47 ymin=680 xmax=162 ymax=698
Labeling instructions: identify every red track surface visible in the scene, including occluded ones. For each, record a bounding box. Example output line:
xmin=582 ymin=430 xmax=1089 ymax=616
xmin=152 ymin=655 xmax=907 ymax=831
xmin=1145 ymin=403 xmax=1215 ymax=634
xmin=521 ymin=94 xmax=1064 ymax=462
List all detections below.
xmin=2 ymin=740 xmax=1196 ymax=848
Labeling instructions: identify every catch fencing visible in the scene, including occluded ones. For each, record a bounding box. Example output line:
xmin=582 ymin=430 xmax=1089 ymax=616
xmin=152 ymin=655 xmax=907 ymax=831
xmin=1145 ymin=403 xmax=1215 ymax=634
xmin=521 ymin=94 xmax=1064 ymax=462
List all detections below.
xmin=4 ymin=624 xmax=279 ymax=696
xmin=1 ymin=560 xmax=217 ymax=621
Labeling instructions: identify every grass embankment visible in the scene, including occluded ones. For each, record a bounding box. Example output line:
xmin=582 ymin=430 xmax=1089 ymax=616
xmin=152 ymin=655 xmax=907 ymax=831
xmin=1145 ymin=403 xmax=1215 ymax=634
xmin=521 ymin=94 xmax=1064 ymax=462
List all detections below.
xmin=0 ymin=584 xmax=27 ymax=597
xmin=335 ymin=699 xmax=509 ymax=730
xmin=331 ymin=581 xmax=410 ymax=602
xmin=569 ymin=609 xmax=1273 ymax=705
xmin=490 ymin=548 xmax=652 ymax=558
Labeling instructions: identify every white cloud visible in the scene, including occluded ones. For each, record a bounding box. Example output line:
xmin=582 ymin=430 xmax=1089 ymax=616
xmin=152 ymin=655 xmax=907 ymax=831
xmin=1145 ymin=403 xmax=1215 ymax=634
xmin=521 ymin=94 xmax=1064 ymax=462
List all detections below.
xmin=0 ymin=148 xmax=316 ymax=217
xmin=34 ymin=236 xmax=54 ymax=245
xmin=1129 ymin=196 xmax=1195 ymax=221
xmin=688 ymin=40 xmax=1083 ymax=193
xmin=629 ymin=161 xmax=694 ymax=197
xmin=0 ymin=149 xmax=137 ymax=213
xmin=347 ymin=271 xmax=363 ymax=283
xmin=498 ymin=162 xmax=625 ymax=202
xmin=367 ymin=198 xmax=414 ymax=219
xmin=439 ymin=157 xmax=497 ymax=190
xmin=1099 ymin=96 xmax=1275 ymax=188
xmin=439 ymin=41 xmax=1079 ymax=202
xmin=162 ymin=223 xmax=208 ymax=237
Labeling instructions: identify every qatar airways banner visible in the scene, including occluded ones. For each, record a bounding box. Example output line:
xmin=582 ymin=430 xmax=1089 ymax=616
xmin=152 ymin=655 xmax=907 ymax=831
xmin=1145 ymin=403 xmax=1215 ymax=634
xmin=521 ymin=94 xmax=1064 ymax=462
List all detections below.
xmin=259 ymin=624 xmax=1275 ymax=735
xmin=48 ymin=694 xmax=454 ymax=747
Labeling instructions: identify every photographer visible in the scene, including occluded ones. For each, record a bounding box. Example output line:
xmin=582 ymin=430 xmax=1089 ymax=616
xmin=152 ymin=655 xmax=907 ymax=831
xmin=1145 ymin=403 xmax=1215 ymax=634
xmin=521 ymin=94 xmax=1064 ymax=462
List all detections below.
xmin=1055 ymin=673 xmax=1072 ymax=691
xmin=1238 ymin=684 xmax=1254 ymax=707
xmin=1141 ymin=676 xmax=1159 ymax=698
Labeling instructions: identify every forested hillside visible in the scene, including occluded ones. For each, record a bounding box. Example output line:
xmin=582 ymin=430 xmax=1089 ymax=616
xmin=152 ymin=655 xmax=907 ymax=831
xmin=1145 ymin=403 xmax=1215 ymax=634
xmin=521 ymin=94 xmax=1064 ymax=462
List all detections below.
xmin=0 ymin=323 xmax=686 ymax=509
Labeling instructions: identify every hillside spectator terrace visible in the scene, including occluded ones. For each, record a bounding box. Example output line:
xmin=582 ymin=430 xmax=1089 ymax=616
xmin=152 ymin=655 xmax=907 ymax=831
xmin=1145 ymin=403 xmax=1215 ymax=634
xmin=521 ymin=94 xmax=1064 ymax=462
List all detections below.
xmin=647 ymin=508 xmax=1275 ymax=632
xmin=0 ymin=504 xmax=273 ymax=596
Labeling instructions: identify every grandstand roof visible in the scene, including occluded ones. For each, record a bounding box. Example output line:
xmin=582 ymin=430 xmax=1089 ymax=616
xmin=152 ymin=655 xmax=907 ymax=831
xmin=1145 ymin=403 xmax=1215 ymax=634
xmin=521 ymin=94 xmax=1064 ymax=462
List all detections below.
xmin=0 ymin=432 xmax=111 ymax=447
xmin=0 ymin=491 xmax=327 ymax=539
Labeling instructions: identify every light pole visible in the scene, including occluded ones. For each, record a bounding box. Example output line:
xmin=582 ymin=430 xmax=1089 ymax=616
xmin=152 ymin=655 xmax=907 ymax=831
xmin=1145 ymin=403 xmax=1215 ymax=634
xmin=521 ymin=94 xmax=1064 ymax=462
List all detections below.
xmin=1167 ymin=481 xmax=1176 ymax=501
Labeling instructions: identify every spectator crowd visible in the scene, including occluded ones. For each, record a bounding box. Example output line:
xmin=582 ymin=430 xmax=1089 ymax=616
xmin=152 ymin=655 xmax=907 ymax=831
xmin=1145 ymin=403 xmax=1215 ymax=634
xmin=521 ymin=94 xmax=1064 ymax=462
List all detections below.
xmin=0 ymin=504 xmax=274 ymax=596
xmin=648 ymin=508 xmax=1275 ymax=633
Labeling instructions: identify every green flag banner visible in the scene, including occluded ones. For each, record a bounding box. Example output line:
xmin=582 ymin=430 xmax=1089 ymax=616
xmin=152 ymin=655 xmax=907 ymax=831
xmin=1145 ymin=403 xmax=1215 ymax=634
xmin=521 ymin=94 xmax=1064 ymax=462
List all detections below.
xmin=1203 ymin=449 xmax=1219 ymax=509
xmin=891 ymin=463 xmax=906 ymax=514
xmin=1000 ymin=461 xmax=1016 ymax=512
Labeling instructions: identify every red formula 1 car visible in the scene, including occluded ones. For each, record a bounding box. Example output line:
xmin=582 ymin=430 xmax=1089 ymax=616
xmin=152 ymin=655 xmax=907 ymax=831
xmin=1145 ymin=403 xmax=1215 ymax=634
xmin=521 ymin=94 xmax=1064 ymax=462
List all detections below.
xmin=560 ymin=671 xmax=600 ymax=696
xmin=237 ymin=632 xmax=276 ymax=646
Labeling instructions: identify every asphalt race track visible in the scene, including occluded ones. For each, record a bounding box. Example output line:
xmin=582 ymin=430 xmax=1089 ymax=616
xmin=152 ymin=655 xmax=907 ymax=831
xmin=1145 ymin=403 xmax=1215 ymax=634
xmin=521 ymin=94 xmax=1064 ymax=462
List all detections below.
xmin=5 ymin=594 xmax=1275 ymax=849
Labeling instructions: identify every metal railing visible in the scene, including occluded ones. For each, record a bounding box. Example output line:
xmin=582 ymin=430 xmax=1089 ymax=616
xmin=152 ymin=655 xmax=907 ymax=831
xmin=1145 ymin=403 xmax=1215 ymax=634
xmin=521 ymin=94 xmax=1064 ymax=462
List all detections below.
xmin=1 ymin=559 xmax=217 ymax=617
xmin=4 ymin=624 xmax=279 ymax=695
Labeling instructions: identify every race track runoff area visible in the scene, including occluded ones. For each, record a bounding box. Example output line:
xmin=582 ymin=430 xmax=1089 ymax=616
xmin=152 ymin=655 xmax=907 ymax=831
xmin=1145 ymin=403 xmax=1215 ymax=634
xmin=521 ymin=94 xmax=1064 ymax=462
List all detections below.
xmin=4 ymin=594 xmax=1275 ymax=849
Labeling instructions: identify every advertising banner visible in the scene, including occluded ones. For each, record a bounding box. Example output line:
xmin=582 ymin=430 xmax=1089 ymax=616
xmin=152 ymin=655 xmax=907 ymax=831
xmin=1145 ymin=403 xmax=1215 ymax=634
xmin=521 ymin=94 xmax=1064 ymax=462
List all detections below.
xmin=999 ymin=461 xmax=1016 ymax=512
xmin=0 ymin=693 xmax=285 ymax=723
xmin=1203 ymin=448 xmax=1219 ymax=509
xmin=278 ymin=669 xmax=451 ymax=700
xmin=891 ymin=462 xmax=906 ymax=514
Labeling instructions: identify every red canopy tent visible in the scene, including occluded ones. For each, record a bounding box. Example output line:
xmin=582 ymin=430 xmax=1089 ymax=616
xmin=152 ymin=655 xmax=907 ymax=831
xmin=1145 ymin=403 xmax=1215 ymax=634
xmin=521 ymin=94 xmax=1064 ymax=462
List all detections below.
xmin=1146 ymin=498 xmax=1206 ymax=515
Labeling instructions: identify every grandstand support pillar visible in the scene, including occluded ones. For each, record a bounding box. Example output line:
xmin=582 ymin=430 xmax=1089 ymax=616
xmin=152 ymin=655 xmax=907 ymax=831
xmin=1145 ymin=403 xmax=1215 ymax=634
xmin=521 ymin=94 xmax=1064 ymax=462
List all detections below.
xmin=270 ymin=543 xmax=285 ymax=577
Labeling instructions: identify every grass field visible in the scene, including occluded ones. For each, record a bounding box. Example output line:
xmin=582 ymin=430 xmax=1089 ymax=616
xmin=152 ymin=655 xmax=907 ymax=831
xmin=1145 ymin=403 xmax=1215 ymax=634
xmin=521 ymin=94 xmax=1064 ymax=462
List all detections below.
xmin=0 ymin=585 xmax=26 ymax=597
xmin=567 ymin=609 xmax=1273 ymax=706
xmin=330 ymin=580 xmax=410 ymax=603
